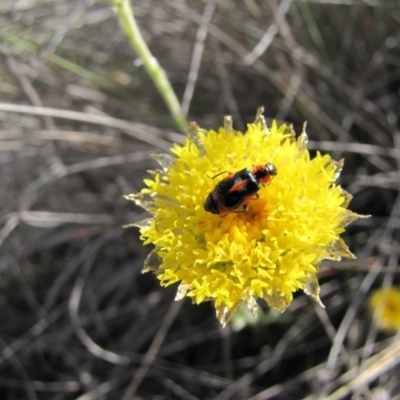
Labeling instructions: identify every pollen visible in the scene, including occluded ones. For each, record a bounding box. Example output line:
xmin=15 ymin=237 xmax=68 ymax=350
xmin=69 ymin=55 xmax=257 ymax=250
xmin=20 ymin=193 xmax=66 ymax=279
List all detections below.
xmin=126 ymin=108 xmax=367 ymax=326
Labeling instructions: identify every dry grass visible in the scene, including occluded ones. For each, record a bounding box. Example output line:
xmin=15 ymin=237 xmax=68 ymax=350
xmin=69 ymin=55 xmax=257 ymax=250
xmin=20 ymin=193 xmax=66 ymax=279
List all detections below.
xmin=0 ymin=0 xmax=399 ymax=399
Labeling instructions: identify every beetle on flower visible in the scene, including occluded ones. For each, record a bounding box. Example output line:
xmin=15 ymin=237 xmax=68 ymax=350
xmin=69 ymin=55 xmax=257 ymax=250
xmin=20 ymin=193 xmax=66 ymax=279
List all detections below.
xmin=203 ymin=162 xmax=277 ymax=216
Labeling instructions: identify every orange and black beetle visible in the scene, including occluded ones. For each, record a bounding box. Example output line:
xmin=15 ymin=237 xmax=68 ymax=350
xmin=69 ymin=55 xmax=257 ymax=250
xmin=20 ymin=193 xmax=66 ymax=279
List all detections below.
xmin=204 ymin=162 xmax=277 ymax=215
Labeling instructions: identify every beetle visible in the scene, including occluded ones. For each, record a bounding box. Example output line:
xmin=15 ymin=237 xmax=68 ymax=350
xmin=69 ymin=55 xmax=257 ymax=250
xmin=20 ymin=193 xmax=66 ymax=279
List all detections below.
xmin=204 ymin=162 xmax=277 ymax=215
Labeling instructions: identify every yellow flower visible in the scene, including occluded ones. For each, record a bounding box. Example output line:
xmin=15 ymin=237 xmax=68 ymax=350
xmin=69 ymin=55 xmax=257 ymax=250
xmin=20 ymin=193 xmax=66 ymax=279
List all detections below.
xmin=126 ymin=108 xmax=365 ymax=326
xmin=369 ymin=287 xmax=400 ymax=332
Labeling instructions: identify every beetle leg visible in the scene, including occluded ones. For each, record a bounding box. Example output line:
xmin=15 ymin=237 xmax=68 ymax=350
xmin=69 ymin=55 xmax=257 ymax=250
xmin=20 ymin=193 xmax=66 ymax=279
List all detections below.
xmin=229 ymin=204 xmax=248 ymax=214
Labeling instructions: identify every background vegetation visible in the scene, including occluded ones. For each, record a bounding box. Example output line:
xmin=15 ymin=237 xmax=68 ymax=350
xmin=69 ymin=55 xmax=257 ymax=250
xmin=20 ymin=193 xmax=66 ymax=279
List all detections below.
xmin=0 ymin=0 xmax=399 ymax=399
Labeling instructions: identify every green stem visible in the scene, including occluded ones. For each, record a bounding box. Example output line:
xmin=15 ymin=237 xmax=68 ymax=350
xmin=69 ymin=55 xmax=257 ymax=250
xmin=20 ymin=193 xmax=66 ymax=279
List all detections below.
xmin=111 ymin=0 xmax=188 ymax=134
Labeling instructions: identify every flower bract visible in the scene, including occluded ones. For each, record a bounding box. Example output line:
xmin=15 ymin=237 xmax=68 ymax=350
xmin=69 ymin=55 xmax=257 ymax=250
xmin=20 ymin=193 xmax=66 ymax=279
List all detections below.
xmin=126 ymin=108 xmax=365 ymax=326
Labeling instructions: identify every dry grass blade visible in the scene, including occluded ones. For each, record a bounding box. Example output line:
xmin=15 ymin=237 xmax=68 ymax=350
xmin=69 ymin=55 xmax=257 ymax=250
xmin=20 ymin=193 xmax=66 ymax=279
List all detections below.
xmin=122 ymin=300 xmax=183 ymax=399
xmin=0 ymin=103 xmax=174 ymax=150
xmin=325 ymin=339 xmax=400 ymax=400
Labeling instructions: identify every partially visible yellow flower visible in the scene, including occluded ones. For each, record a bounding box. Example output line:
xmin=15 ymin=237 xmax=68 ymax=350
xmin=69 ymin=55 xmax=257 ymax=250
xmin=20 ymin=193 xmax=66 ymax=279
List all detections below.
xmin=126 ymin=108 xmax=366 ymax=326
xmin=369 ymin=287 xmax=400 ymax=331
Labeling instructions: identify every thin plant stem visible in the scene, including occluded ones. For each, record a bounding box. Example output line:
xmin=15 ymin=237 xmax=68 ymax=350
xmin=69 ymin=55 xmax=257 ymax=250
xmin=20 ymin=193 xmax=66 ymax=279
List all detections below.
xmin=111 ymin=0 xmax=188 ymax=134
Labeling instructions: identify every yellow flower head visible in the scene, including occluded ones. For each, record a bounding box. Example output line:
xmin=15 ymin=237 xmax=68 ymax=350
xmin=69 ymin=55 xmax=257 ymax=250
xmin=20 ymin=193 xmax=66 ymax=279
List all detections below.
xmin=369 ymin=286 xmax=400 ymax=332
xmin=126 ymin=108 xmax=364 ymax=326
